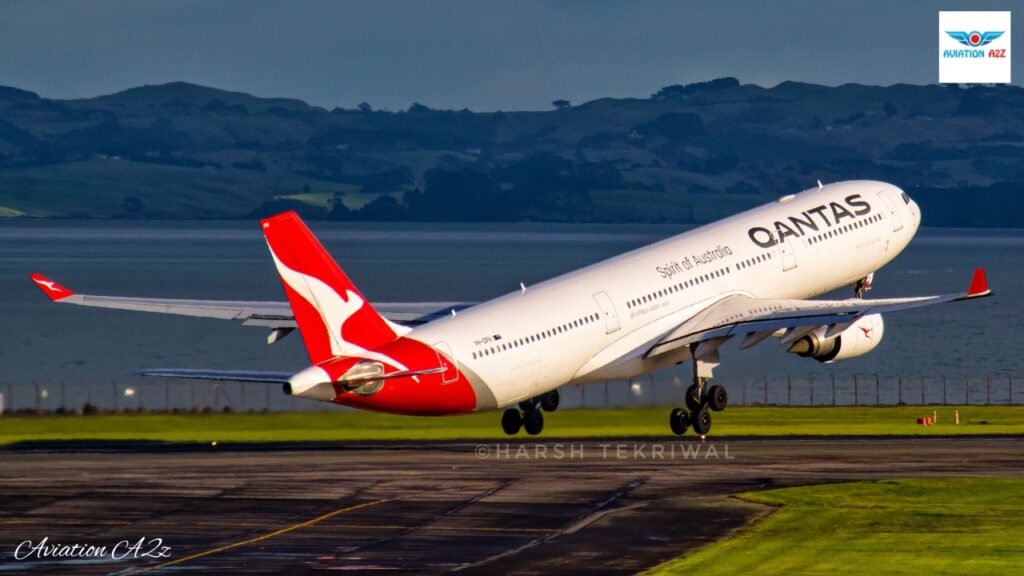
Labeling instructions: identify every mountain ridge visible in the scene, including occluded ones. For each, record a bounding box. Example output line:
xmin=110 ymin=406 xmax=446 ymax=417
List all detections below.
xmin=0 ymin=78 xmax=1022 ymax=226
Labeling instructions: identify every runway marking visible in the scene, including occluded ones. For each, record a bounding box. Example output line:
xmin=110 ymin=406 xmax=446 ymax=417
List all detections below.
xmin=134 ymin=497 xmax=393 ymax=574
xmin=0 ymin=517 xmax=553 ymax=535
xmin=329 ymin=523 xmax=553 ymax=533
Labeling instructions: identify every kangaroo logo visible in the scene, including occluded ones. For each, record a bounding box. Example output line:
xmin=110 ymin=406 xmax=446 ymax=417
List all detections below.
xmin=268 ymin=247 xmax=408 ymax=372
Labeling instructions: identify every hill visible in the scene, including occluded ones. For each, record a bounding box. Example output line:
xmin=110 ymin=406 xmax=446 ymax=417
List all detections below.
xmin=0 ymin=79 xmax=1022 ymax=225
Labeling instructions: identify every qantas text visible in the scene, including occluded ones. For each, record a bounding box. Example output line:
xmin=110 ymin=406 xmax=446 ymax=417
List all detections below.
xmin=747 ymin=194 xmax=872 ymax=248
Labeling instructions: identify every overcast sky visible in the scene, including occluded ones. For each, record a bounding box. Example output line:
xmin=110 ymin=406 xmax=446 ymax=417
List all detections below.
xmin=1 ymin=0 xmax=1019 ymax=111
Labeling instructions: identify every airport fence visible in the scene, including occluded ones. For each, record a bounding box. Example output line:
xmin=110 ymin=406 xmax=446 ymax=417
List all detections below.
xmin=0 ymin=372 xmax=1021 ymax=415
xmin=565 ymin=372 xmax=1023 ymax=410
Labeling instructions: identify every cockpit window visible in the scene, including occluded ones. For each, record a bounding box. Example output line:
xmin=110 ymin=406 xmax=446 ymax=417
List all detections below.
xmin=901 ymin=192 xmax=911 ymax=205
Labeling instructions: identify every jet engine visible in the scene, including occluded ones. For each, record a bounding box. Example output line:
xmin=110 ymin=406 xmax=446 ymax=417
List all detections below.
xmin=786 ymin=314 xmax=884 ymax=363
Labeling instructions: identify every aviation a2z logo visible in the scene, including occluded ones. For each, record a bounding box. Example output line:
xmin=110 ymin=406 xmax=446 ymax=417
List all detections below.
xmin=939 ymin=12 xmax=1011 ymax=84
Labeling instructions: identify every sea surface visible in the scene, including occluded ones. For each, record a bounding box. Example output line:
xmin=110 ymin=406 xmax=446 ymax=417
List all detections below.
xmin=1 ymin=221 xmax=1021 ymax=411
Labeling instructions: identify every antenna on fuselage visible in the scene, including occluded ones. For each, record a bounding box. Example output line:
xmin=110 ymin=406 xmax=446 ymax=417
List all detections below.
xmin=817 ymin=180 xmax=824 ymax=191
xmin=520 ymin=282 xmax=527 ymax=294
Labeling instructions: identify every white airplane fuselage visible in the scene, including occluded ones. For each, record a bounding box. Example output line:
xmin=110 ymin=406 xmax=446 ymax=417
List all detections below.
xmin=407 ymin=180 xmax=920 ymax=410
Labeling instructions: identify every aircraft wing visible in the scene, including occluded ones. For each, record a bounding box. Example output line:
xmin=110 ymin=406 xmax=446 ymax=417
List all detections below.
xmin=646 ymin=268 xmax=991 ymax=358
xmin=28 ymin=274 xmax=474 ymax=331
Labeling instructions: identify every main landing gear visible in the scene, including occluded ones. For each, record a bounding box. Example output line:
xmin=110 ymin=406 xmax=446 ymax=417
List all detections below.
xmin=502 ymin=389 xmax=559 ymax=435
xmin=670 ymin=341 xmax=728 ymax=437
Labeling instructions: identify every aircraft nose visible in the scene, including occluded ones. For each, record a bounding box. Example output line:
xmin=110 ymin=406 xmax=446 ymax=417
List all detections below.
xmin=909 ymin=199 xmax=921 ymax=230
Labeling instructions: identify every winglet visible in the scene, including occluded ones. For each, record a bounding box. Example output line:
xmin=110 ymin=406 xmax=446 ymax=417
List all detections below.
xmin=966 ymin=268 xmax=990 ymax=298
xmin=29 ymin=273 xmax=75 ymax=301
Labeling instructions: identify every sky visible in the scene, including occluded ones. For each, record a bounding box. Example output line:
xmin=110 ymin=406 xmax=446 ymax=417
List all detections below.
xmin=0 ymin=0 xmax=1020 ymax=111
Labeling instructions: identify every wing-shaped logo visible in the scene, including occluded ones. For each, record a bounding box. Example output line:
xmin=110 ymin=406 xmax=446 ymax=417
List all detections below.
xmin=946 ymin=30 xmax=1004 ymax=47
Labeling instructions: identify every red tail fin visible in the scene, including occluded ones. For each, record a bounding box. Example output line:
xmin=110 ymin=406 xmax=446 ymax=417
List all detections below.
xmin=261 ymin=212 xmax=396 ymax=364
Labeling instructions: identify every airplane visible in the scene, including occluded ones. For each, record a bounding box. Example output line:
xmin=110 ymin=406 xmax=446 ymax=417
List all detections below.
xmin=30 ymin=180 xmax=991 ymax=436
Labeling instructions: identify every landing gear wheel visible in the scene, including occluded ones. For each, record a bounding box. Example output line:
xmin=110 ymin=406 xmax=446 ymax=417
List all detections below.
xmin=707 ymin=385 xmax=728 ymax=412
xmin=501 ymin=408 xmax=522 ymax=435
xmin=523 ymin=409 xmax=544 ymax=435
xmin=540 ymin=390 xmax=560 ymax=412
xmin=669 ymin=408 xmax=690 ymax=435
xmin=691 ymin=408 xmax=712 ymax=436
xmin=685 ymin=384 xmax=704 ymax=412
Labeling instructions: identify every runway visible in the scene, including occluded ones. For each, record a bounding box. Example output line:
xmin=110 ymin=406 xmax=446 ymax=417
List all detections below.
xmin=1 ymin=436 xmax=1023 ymax=575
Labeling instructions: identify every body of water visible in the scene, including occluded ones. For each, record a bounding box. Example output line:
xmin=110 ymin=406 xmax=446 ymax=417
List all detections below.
xmin=1 ymin=220 xmax=1020 ymax=411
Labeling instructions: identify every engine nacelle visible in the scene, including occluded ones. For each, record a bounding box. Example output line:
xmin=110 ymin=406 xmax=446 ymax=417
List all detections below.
xmin=787 ymin=314 xmax=884 ymax=363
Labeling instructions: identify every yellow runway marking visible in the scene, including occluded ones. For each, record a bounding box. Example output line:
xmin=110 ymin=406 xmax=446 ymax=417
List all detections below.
xmin=328 ymin=523 xmax=552 ymax=534
xmin=134 ymin=498 xmax=393 ymax=574
xmin=3 ymin=518 xmax=552 ymax=535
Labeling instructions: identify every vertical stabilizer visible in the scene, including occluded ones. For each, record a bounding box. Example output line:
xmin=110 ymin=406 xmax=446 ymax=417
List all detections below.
xmin=261 ymin=212 xmax=396 ymax=364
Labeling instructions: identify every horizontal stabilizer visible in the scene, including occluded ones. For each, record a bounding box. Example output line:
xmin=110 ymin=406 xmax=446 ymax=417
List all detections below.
xmin=139 ymin=369 xmax=293 ymax=383
xmin=339 ymin=366 xmax=446 ymax=385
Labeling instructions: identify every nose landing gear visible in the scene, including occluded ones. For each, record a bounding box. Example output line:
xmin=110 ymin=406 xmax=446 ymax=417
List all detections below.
xmin=855 ymin=272 xmax=874 ymax=299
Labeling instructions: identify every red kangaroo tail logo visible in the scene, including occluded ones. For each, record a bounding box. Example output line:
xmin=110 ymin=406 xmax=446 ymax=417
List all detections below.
xmin=261 ymin=212 xmax=399 ymax=365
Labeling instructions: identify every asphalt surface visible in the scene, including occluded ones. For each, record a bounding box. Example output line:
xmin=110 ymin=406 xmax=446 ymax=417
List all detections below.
xmin=1 ymin=436 xmax=1022 ymax=575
